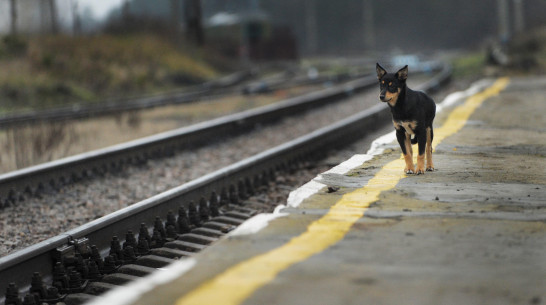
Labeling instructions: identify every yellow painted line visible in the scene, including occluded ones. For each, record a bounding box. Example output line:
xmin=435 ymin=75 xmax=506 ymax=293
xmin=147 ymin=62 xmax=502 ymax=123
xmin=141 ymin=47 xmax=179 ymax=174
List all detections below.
xmin=175 ymin=77 xmax=510 ymax=305
xmin=432 ymin=77 xmax=510 ymax=149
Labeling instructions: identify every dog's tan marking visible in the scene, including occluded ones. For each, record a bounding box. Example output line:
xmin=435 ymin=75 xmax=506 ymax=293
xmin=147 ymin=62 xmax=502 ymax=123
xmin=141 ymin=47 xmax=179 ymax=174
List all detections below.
xmin=426 ymin=127 xmax=434 ymax=171
xmin=393 ymin=120 xmax=417 ymax=135
xmin=403 ymin=132 xmax=414 ymax=174
xmin=385 ymin=88 xmax=401 ymax=107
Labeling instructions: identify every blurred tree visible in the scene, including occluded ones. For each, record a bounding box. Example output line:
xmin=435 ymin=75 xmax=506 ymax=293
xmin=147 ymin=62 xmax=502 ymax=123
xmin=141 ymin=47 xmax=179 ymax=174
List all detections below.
xmin=363 ymin=0 xmax=375 ymax=50
xmin=171 ymin=0 xmax=180 ymax=35
xmin=304 ymin=0 xmax=318 ymax=54
xmin=48 ymin=0 xmax=59 ymax=34
xmin=40 ymin=0 xmax=47 ymax=34
xmin=71 ymin=0 xmax=82 ymax=35
xmin=122 ymin=0 xmax=131 ymax=21
xmin=126 ymin=0 xmax=170 ymax=19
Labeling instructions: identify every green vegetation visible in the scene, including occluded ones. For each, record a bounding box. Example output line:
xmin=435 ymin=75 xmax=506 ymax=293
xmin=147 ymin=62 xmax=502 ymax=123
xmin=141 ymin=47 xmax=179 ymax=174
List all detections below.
xmin=452 ymin=26 xmax=546 ymax=79
xmin=451 ymin=52 xmax=486 ymax=78
xmin=0 ymin=34 xmax=228 ymax=113
xmin=507 ymin=26 xmax=546 ymax=73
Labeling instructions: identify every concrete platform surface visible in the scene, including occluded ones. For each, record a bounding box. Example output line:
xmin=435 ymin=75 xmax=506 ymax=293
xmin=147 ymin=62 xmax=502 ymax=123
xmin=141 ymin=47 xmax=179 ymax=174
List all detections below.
xmin=89 ymin=76 xmax=546 ymax=305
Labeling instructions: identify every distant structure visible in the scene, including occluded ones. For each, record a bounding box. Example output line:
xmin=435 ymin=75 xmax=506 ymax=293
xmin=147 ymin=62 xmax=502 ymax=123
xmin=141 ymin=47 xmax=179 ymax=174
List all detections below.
xmin=205 ymin=11 xmax=297 ymax=60
xmin=496 ymin=0 xmax=526 ymax=44
xmin=0 ymin=0 xmax=74 ymax=35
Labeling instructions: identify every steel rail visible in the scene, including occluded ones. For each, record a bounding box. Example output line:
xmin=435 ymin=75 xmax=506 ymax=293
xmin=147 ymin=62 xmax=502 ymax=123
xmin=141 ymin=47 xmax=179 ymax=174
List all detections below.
xmin=0 ymin=63 xmax=451 ymax=304
xmin=0 ymin=65 xmax=370 ymax=128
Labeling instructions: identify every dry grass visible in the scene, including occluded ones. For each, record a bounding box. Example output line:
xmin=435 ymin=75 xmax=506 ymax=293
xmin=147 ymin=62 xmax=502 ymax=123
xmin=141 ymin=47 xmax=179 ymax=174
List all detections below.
xmin=1 ymin=122 xmax=78 ymax=170
xmin=0 ymin=85 xmax=320 ymax=174
xmin=0 ymin=34 xmax=224 ymax=113
xmin=27 ymin=34 xmax=219 ymax=86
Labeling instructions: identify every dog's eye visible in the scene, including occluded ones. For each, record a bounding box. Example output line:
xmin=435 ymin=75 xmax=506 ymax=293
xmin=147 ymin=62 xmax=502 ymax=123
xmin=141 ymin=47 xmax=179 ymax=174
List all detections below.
xmin=386 ymin=83 xmax=397 ymax=92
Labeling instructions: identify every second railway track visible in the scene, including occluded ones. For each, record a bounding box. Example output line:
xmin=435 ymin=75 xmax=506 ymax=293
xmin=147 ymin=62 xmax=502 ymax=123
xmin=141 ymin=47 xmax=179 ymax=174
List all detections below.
xmin=0 ymin=61 xmax=372 ymax=129
xmin=0 ymin=63 xmax=451 ymax=305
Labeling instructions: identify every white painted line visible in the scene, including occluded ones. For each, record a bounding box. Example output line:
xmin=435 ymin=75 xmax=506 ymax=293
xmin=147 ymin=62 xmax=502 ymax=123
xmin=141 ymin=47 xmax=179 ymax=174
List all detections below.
xmin=230 ymin=205 xmax=288 ymax=236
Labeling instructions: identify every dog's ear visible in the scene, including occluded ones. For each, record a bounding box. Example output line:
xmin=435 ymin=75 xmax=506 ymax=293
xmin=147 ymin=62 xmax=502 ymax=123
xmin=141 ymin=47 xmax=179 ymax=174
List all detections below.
xmin=376 ymin=63 xmax=387 ymax=80
xmin=396 ymin=65 xmax=408 ymax=81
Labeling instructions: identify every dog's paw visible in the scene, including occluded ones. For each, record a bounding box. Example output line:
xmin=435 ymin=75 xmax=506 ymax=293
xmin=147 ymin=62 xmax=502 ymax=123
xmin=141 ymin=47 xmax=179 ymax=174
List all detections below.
xmin=416 ymin=169 xmax=425 ymax=175
xmin=405 ymin=168 xmax=415 ymax=175
xmin=426 ymin=166 xmax=435 ymax=172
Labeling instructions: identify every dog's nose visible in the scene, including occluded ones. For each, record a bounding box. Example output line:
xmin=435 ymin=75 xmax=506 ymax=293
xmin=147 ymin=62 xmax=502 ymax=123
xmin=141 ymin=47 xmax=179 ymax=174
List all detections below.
xmin=379 ymin=94 xmax=385 ymax=101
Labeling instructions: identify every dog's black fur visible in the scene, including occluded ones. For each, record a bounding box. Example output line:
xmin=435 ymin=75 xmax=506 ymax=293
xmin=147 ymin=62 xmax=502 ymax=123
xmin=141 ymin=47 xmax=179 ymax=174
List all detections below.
xmin=376 ymin=63 xmax=436 ymax=174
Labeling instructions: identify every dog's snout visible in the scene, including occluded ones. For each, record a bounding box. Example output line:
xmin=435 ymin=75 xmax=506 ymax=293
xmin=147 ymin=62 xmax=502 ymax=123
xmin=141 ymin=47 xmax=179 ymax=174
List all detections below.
xmin=379 ymin=88 xmax=387 ymax=101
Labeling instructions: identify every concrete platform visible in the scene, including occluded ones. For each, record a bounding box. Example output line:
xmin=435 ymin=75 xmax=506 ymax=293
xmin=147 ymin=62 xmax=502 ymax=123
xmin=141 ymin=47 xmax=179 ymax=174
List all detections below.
xmin=90 ymin=76 xmax=546 ymax=305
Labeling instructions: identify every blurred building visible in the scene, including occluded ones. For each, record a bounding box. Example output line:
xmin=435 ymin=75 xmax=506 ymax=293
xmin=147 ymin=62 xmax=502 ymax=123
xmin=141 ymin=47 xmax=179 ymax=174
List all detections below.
xmin=0 ymin=0 xmax=77 ymax=35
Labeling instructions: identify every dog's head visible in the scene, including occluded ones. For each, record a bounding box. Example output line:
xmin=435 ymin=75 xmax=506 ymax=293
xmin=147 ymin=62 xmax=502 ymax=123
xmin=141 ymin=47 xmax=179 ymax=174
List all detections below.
xmin=376 ymin=63 xmax=408 ymax=107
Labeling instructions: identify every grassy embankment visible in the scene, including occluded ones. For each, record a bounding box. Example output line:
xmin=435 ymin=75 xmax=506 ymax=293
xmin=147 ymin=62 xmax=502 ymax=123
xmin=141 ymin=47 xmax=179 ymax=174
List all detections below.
xmin=452 ymin=26 xmax=546 ymax=78
xmin=0 ymin=34 xmax=226 ymax=114
xmin=0 ymin=33 xmax=237 ymax=172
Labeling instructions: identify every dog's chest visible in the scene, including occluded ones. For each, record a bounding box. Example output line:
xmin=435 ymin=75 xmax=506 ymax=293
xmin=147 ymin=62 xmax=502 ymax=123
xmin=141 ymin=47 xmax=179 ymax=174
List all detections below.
xmin=393 ymin=120 xmax=417 ymax=135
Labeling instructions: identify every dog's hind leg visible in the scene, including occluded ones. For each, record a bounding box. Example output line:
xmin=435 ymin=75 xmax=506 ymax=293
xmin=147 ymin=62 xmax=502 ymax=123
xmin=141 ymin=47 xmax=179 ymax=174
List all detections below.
xmin=396 ymin=129 xmax=415 ymax=174
xmin=416 ymin=132 xmax=426 ymax=175
xmin=425 ymin=127 xmax=434 ymax=171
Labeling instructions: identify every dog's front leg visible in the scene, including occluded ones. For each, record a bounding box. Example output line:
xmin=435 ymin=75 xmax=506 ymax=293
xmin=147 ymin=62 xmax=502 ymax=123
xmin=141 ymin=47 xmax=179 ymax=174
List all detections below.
xmin=396 ymin=129 xmax=414 ymax=174
xmin=426 ymin=126 xmax=434 ymax=171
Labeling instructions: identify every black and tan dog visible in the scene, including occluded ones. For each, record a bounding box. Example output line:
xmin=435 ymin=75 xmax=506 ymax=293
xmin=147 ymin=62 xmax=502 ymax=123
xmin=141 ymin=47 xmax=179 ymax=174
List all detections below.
xmin=376 ymin=63 xmax=436 ymax=174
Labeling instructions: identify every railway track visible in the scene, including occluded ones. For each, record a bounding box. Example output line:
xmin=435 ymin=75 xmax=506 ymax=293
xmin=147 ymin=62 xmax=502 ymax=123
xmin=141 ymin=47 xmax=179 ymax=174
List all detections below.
xmin=0 ymin=70 xmax=251 ymax=129
xmin=0 ymin=62 xmax=370 ymax=129
xmin=0 ymin=63 xmax=451 ymax=305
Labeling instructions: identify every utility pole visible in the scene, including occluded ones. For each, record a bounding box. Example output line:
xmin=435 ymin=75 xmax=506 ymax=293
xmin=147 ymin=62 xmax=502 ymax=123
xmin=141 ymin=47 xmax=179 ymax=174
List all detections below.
xmin=513 ymin=0 xmax=525 ymax=34
xmin=10 ymin=0 xmax=17 ymax=35
xmin=305 ymin=0 xmax=318 ymax=55
xmin=363 ymin=0 xmax=375 ymax=51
